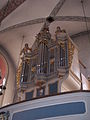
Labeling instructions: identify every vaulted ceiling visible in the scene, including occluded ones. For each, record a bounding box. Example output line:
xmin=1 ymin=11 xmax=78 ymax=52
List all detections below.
xmin=0 ymin=0 xmax=90 ymax=76
xmin=0 ymin=0 xmax=26 ymax=23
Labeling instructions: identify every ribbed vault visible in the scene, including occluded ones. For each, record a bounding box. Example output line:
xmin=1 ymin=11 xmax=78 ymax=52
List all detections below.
xmin=0 ymin=0 xmax=90 ymax=78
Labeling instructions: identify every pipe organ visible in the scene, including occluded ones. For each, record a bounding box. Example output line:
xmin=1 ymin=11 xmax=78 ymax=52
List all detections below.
xmin=16 ymin=26 xmax=80 ymax=101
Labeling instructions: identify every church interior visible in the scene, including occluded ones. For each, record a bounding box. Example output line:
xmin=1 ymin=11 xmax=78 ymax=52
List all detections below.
xmin=0 ymin=0 xmax=90 ymax=109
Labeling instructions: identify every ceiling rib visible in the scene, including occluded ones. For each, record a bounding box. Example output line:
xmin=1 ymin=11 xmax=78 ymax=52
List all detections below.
xmin=0 ymin=0 xmax=26 ymax=23
xmin=55 ymin=16 xmax=90 ymax=22
xmin=50 ymin=0 xmax=66 ymax=17
xmin=43 ymin=0 xmax=66 ymax=27
xmin=0 ymin=16 xmax=90 ymax=33
xmin=71 ymin=30 xmax=90 ymax=39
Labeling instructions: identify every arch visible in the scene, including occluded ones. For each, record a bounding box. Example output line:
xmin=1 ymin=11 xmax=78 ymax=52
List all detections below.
xmin=0 ymin=45 xmax=16 ymax=107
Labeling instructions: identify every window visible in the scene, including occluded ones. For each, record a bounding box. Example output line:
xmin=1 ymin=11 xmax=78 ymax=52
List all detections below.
xmin=26 ymin=91 xmax=33 ymax=100
xmin=49 ymin=81 xmax=58 ymax=95
xmin=37 ymin=87 xmax=45 ymax=97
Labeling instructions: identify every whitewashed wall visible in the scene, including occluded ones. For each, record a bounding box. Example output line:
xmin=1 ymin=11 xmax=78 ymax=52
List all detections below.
xmin=73 ymin=35 xmax=90 ymax=78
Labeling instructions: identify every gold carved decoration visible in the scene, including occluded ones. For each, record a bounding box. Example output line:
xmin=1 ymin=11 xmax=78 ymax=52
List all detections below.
xmin=50 ymin=59 xmax=54 ymax=64
xmin=16 ymin=62 xmax=22 ymax=89
xmin=31 ymin=66 xmax=36 ymax=72
xmin=68 ymin=38 xmax=75 ymax=67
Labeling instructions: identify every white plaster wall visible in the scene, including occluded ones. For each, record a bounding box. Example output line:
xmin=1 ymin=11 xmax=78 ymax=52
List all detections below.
xmin=81 ymin=73 xmax=90 ymax=90
xmin=0 ymin=23 xmax=44 ymax=68
xmin=73 ymin=35 xmax=90 ymax=78
xmin=0 ymin=0 xmax=59 ymax=31
xmin=57 ymin=0 xmax=90 ymax=17
xmin=70 ymin=48 xmax=80 ymax=79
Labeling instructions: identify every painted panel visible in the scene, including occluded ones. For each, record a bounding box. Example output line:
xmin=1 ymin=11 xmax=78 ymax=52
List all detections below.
xmin=37 ymin=87 xmax=45 ymax=97
xmin=12 ymin=102 xmax=86 ymax=120
xmin=25 ymin=91 xmax=33 ymax=100
xmin=49 ymin=81 xmax=58 ymax=95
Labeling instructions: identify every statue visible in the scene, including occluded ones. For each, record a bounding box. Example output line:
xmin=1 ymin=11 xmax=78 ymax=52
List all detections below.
xmin=42 ymin=27 xmax=51 ymax=40
xmin=20 ymin=43 xmax=32 ymax=82
xmin=36 ymin=27 xmax=51 ymax=43
xmin=55 ymin=27 xmax=67 ymax=66
xmin=20 ymin=43 xmax=32 ymax=56
xmin=55 ymin=26 xmax=66 ymax=42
